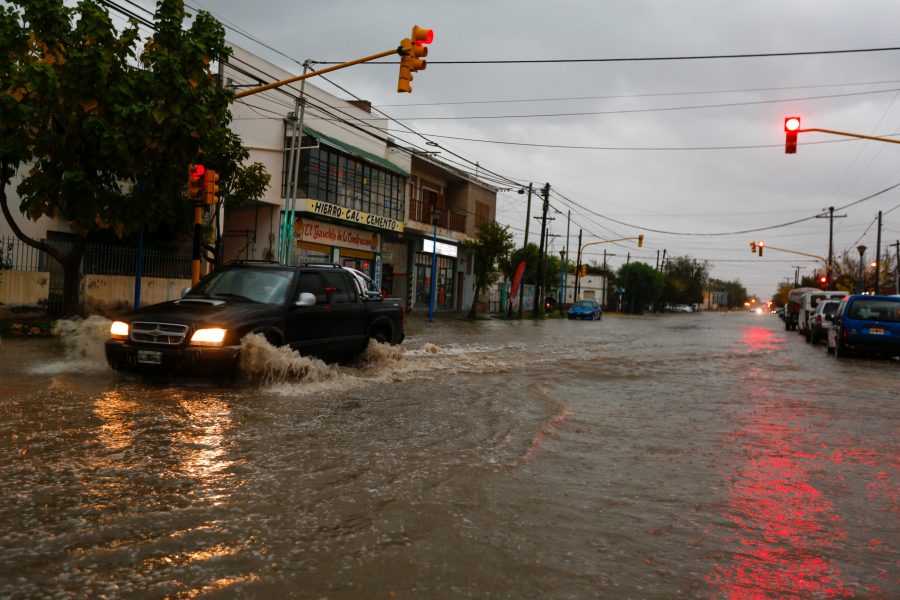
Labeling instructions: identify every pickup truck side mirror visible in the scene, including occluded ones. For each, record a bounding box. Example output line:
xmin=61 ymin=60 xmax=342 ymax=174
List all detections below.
xmin=181 ymin=286 xmax=192 ymax=298
xmin=294 ymin=292 xmax=317 ymax=307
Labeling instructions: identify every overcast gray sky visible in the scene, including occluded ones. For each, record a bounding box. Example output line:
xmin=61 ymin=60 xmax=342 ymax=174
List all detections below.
xmin=128 ymin=0 xmax=900 ymax=298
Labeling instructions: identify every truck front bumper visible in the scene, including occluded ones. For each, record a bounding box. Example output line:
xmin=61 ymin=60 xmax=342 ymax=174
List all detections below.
xmin=105 ymin=340 xmax=241 ymax=375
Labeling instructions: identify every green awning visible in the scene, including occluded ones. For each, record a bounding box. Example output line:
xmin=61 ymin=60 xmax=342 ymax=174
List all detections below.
xmin=303 ymin=126 xmax=409 ymax=177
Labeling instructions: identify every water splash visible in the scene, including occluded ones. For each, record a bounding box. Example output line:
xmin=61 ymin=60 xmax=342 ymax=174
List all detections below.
xmin=28 ymin=316 xmax=112 ymax=375
xmin=239 ymin=333 xmax=339 ymax=386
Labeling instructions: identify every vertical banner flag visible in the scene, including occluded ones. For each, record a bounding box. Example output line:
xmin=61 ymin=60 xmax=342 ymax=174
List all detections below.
xmin=509 ymin=261 xmax=527 ymax=302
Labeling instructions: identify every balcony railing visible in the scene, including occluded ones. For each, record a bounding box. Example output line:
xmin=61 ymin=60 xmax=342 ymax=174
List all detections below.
xmin=408 ymin=200 xmax=466 ymax=233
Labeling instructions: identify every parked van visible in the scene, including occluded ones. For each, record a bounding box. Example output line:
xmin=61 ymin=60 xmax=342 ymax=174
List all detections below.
xmin=797 ymin=290 xmax=847 ymax=336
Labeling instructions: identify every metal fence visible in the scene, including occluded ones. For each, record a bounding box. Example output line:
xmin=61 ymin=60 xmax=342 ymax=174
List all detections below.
xmin=0 ymin=235 xmax=45 ymax=271
xmin=1 ymin=235 xmax=191 ymax=279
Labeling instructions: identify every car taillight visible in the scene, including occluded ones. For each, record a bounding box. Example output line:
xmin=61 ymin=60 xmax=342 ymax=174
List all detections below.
xmin=816 ymin=315 xmax=822 ymax=325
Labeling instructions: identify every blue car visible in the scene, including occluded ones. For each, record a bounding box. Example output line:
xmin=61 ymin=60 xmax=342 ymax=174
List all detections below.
xmin=829 ymin=294 xmax=900 ymax=358
xmin=568 ymin=299 xmax=602 ymax=320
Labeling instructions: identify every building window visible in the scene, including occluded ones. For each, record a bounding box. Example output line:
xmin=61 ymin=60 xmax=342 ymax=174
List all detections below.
xmin=415 ymin=251 xmax=455 ymax=308
xmin=475 ymin=202 xmax=492 ymax=229
xmin=285 ymin=135 xmax=404 ymax=222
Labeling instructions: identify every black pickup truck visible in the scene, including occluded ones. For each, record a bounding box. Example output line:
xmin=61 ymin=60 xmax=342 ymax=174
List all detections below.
xmin=105 ymin=262 xmax=404 ymax=374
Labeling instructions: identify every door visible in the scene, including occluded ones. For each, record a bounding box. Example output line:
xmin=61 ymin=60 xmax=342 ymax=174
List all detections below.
xmin=322 ymin=270 xmax=367 ymax=355
xmin=284 ymin=271 xmax=333 ymax=356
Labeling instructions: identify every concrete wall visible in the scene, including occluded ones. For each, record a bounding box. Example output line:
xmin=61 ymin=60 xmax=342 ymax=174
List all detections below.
xmin=82 ymin=274 xmax=191 ymax=311
xmin=0 ymin=270 xmax=49 ymax=306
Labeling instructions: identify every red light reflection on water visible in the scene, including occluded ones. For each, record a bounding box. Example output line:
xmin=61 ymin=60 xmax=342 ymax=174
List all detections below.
xmin=708 ymin=327 xmax=851 ymax=597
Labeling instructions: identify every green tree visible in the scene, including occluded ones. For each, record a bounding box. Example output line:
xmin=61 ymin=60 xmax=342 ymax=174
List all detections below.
xmin=0 ymin=0 xmax=268 ymax=315
xmin=709 ymin=278 xmax=749 ymax=309
xmin=618 ymin=262 xmax=664 ymax=314
xmin=463 ymin=221 xmax=515 ymax=319
xmin=662 ymin=256 xmax=708 ymax=306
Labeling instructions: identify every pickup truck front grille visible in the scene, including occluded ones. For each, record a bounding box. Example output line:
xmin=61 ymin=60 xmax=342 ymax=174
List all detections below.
xmin=131 ymin=322 xmax=189 ymax=346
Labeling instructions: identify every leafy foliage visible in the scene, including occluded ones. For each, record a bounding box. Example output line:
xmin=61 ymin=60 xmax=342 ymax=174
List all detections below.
xmin=463 ymin=221 xmax=515 ymax=318
xmin=617 ymin=262 xmax=664 ymax=314
xmin=0 ymin=0 xmax=268 ymax=314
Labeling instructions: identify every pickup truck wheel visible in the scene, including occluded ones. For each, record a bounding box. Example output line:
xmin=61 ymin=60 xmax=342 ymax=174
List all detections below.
xmin=369 ymin=329 xmax=390 ymax=345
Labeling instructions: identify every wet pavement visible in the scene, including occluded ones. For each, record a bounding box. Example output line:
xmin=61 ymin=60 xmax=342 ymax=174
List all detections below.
xmin=0 ymin=311 xmax=897 ymax=598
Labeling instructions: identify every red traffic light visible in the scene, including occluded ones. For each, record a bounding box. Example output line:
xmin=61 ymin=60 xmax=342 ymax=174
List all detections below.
xmin=784 ymin=117 xmax=801 ymax=132
xmin=412 ymin=26 xmax=433 ymax=45
xmin=819 ymin=276 xmax=828 ymax=284
xmin=189 ymin=164 xmax=205 ymax=180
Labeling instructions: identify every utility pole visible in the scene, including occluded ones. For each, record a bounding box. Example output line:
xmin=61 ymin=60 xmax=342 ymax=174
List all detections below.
xmin=875 ymin=210 xmax=883 ymax=293
xmin=562 ymin=210 xmax=571 ymax=314
xmin=656 ymin=249 xmax=660 ymax=271
xmin=602 ymin=249 xmax=608 ymax=309
xmin=660 ymin=249 xmax=667 ymax=272
xmin=518 ymin=183 xmax=533 ymax=320
xmin=533 ymin=183 xmax=551 ymax=317
xmin=816 ymin=206 xmax=846 ymax=290
xmin=791 ymin=265 xmax=804 ymax=287
xmin=574 ymin=229 xmax=583 ymax=301
xmin=894 ymin=240 xmax=900 ymax=294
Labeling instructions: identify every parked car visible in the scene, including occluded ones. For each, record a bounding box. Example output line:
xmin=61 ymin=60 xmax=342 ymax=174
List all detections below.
xmin=797 ymin=290 xmax=847 ymax=337
xmin=785 ymin=287 xmax=820 ymax=331
xmin=105 ymin=262 xmax=405 ymax=375
xmin=672 ymin=304 xmax=693 ymax=313
xmin=806 ymin=299 xmax=841 ymax=344
xmin=828 ymin=294 xmax=900 ymax=358
xmin=568 ymin=299 xmax=602 ymax=320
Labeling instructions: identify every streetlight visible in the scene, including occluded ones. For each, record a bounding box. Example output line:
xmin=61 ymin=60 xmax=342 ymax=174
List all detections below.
xmin=856 ymin=245 xmax=867 ymax=293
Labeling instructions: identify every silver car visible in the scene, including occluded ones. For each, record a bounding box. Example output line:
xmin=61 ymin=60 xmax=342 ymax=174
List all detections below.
xmin=807 ymin=299 xmax=841 ymax=345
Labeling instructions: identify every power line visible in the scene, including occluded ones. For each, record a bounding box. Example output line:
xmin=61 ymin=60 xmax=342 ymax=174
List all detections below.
xmin=365 ymin=89 xmax=900 ymax=122
xmin=314 ymin=45 xmax=900 ymax=65
xmin=552 ymin=182 xmax=900 ymax=237
xmin=377 ymin=79 xmax=900 ymax=108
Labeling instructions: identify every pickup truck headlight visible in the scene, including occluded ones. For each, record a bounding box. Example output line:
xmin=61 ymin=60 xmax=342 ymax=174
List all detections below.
xmin=110 ymin=321 xmax=129 ymax=340
xmin=190 ymin=328 xmax=227 ymax=346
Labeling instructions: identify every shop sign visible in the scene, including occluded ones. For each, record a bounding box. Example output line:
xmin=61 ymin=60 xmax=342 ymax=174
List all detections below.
xmin=423 ymin=239 xmax=458 ymax=258
xmin=296 ymin=218 xmax=380 ymax=252
xmin=304 ymin=199 xmax=404 ymax=232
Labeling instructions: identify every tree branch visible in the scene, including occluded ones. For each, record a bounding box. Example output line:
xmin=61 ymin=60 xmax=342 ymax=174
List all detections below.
xmin=0 ymin=162 xmax=68 ymax=267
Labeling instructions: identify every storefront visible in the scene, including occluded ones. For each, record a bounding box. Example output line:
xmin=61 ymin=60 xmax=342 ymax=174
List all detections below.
xmin=412 ymin=237 xmax=459 ymax=310
xmin=290 ymin=206 xmax=402 ymax=284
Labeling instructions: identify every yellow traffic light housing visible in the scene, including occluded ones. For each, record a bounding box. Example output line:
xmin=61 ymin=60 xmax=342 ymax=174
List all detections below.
xmin=187 ymin=164 xmax=205 ymax=203
xmin=750 ymin=241 xmax=756 ymax=254
xmin=203 ymin=169 xmax=220 ymax=205
xmin=397 ymin=25 xmax=433 ymax=93
xmin=638 ymin=234 xmax=644 ymax=248
xmin=580 ymin=264 xmax=587 ymax=277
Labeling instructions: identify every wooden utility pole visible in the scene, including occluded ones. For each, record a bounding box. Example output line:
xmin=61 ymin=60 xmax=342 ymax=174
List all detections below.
xmin=533 ymin=183 xmax=551 ymax=317
xmin=518 ymin=184 xmax=533 ymax=319
xmin=875 ymin=210 xmax=883 ymax=293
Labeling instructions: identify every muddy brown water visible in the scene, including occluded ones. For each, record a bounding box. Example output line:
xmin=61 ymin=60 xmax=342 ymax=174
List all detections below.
xmin=0 ymin=312 xmax=897 ymax=598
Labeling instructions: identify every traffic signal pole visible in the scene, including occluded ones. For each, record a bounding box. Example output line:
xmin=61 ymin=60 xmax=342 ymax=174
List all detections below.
xmin=234 ymin=49 xmax=399 ymax=100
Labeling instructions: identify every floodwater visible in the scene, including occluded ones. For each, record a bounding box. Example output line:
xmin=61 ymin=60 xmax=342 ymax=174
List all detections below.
xmin=0 ymin=311 xmax=896 ymax=598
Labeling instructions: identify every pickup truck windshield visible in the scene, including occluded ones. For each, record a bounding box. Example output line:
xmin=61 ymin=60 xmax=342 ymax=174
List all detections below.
xmin=188 ymin=267 xmax=293 ymax=305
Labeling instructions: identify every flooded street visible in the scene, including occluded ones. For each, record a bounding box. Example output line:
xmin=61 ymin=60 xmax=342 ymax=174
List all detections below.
xmin=0 ymin=312 xmax=897 ymax=598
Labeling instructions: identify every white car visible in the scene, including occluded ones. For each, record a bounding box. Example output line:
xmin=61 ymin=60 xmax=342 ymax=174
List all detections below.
xmin=672 ymin=304 xmax=693 ymax=313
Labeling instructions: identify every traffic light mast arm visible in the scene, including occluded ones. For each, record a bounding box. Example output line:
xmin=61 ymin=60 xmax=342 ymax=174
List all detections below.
xmin=235 ymin=48 xmax=399 ymax=99
xmin=797 ymin=128 xmax=900 ymax=145
xmin=578 ymin=236 xmax=644 ymax=264
xmin=759 ymin=244 xmax=827 ymax=264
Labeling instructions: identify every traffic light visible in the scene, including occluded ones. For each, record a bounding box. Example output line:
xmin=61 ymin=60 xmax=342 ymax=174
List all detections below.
xmin=187 ymin=164 xmax=205 ymax=203
xmin=203 ymin=169 xmax=220 ymax=205
xmin=819 ymin=275 xmax=828 ymax=286
xmin=750 ymin=241 xmax=756 ymax=254
xmin=638 ymin=234 xmax=644 ymax=247
xmin=784 ymin=116 xmax=800 ymax=154
xmin=397 ymin=25 xmax=433 ymax=93
xmin=580 ymin=264 xmax=587 ymax=277
xmin=757 ymin=241 xmax=764 ymax=257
